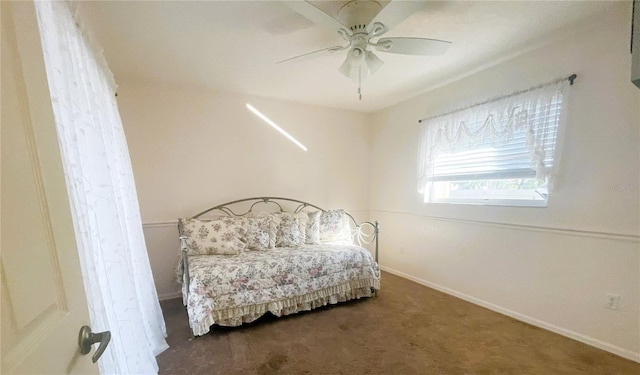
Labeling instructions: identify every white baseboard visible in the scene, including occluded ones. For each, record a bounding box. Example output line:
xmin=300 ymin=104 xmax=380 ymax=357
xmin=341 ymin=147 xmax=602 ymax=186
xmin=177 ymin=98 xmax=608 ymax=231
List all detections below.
xmin=158 ymin=291 xmax=181 ymax=301
xmin=380 ymin=265 xmax=640 ymax=363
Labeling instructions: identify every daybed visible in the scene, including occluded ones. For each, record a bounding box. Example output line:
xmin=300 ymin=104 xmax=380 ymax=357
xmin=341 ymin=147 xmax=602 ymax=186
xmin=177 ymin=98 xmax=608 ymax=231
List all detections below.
xmin=176 ymin=197 xmax=381 ymax=336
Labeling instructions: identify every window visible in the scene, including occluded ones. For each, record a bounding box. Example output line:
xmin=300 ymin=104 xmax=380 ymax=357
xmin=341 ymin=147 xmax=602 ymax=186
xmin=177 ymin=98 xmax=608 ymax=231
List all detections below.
xmin=417 ymin=78 xmax=570 ymax=207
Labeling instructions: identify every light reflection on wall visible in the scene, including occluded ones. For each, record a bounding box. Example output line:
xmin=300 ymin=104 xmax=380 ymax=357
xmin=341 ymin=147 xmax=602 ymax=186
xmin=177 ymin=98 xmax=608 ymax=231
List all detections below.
xmin=246 ymin=103 xmax=308 ymax=151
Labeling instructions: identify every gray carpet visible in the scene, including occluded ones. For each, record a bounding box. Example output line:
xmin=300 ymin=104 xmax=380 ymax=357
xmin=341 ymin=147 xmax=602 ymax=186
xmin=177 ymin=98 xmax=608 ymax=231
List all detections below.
xmin=157 ymin=272 xmax=639 ymax=374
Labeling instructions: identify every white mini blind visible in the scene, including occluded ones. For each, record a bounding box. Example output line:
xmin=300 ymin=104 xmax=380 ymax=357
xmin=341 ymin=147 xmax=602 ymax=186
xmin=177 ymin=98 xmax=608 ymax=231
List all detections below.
xmin=417 ymin=79 xmax=569 ymax=201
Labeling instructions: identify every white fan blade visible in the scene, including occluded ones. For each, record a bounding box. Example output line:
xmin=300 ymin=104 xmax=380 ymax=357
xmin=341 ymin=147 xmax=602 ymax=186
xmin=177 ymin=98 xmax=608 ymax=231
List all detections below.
xmin=277 ymin=45 xmax=347 ymax=64
xmin=284 ymin=1 xmax=346 ymax=32
xmin=369 ymin=0 xmax=428 ymax=32
xmin=375 ymin=37 xmax=451 ymax=56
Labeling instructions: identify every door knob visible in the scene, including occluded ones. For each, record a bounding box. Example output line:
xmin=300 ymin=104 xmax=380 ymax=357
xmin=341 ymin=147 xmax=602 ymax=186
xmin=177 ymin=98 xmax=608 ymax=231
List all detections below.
xmin=78 ymin=325 xmax=111 ymax=363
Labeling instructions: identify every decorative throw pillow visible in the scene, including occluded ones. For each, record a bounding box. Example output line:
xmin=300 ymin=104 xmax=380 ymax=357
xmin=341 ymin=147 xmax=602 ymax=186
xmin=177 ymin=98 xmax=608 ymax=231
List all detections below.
xmin=179 ymin=217 xmax=247 ymax=255
xmin=319 ymin=209 xmax=351 ymax=243
xmin=245 ymin=212 xmax=280 ymax=248
xmin=306 ymin=211 xmax=321 ymax=245
xmin=296 ymin=212 xmax=309 ymax=243
xmin=341 ymin=213 xmax=353 ymax=243
xmin=275 ymin=215 xmax=303 ymax=247
xmin=243 ymin=216 xmax=271 ymax=251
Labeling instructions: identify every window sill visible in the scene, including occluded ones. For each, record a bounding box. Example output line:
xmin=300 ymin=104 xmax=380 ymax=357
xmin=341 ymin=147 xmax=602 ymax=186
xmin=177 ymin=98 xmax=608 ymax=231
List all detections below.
xmin=427 ymin=199 xmax=548 ymax=208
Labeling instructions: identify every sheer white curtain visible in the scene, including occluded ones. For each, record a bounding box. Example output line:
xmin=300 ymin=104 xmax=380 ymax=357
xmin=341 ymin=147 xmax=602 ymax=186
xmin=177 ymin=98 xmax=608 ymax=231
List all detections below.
xmin=417 ymin=80 xmax=569 ymax=198
xmin=34 ymin=1 xmax=169 ymax=373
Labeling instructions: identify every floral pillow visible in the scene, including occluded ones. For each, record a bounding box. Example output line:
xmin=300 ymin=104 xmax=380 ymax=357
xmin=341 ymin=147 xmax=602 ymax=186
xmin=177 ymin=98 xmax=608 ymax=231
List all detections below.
xmin=319 ymin=209 xmax=352 ymax=243
xmin=179 ymin=217 xmax=246 ymax=255
xmin=245 ymin=212 xmax=280 ymax=248
xmin=275 ymin=214 xmax=303 ymax=247
xmin=243 ymin=216 xmax=271 ymax=251
xmin=306 ymin=211 xmax=321 ymax=245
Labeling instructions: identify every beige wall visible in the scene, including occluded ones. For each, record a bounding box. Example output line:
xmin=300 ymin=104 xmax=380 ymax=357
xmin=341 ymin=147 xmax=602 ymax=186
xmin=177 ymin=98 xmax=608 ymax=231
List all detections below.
xmin=116 ymin=83 xmax=371 ymax=298
xmin=116 ymin=2 xmax=639 ymax=362
xmin=369 ymin=4 xmax=639 ymax=361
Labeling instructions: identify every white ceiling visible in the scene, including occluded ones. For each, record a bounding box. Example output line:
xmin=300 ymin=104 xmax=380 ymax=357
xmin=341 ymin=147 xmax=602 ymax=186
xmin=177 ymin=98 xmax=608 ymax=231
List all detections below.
xmin=78 ymin=1 xmax=614 ymax=113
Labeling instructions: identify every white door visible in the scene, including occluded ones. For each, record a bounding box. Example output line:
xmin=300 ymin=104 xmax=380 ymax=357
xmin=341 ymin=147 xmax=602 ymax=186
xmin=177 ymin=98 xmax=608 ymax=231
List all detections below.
xmin=1 ymin=1 xmax=101 ymax=374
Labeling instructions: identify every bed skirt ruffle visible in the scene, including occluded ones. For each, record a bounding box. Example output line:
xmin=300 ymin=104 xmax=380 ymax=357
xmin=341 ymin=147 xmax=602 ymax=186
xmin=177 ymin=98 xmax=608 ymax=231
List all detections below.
xmin=189 ymin=278 xmax=379 ymax=336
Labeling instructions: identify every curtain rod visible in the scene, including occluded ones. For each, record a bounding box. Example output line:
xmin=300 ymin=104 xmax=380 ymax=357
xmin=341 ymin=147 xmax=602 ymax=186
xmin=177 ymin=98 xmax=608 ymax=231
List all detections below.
xmin=417 ymin=74 xmax=577 ymax=124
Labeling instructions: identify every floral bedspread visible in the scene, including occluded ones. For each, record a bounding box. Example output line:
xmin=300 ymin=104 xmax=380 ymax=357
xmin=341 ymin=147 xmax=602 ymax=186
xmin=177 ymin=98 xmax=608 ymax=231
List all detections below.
xmin=178 ymin=243 xmax=380 ymax=335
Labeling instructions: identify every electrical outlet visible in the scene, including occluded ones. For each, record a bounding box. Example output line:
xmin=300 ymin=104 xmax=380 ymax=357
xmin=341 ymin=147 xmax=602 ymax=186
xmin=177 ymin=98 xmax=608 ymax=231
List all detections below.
xmin=605 ymin=294 xmax=620 ymax=310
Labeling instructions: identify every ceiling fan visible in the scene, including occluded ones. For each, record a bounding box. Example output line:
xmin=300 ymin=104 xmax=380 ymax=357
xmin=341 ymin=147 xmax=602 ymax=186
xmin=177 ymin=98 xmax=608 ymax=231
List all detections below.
xmin=279 ymin=0 xmax=452 ymax=99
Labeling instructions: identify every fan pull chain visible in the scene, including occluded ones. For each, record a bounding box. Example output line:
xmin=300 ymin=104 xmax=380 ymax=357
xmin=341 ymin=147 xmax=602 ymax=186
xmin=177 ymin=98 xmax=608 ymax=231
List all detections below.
xmin=358 ymin=67 xmax=362 ymax=100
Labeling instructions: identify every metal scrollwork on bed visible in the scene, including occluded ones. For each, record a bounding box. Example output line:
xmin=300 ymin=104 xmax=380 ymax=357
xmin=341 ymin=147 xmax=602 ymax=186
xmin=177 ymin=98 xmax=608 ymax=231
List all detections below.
xmin=177 ymin=197 xmax=380 ymax=336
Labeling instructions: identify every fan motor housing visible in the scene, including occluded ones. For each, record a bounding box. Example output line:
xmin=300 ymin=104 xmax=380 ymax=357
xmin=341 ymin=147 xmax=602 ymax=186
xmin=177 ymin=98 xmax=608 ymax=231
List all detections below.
xmin=337 ymin=0 xmax=383 ymax=33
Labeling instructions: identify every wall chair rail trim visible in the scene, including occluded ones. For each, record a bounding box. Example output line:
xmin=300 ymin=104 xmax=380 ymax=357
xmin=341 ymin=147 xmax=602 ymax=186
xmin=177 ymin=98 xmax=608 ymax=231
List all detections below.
xmin=372 ymin=210 xmax=640 ymax=242
xmin=142 ymin=221 xmax=177 ymax=228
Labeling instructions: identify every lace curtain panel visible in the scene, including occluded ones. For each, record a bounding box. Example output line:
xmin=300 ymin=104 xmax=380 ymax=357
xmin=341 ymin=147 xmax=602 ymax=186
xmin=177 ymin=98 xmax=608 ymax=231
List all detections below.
xmin=34 ymin=1 xmax=168 ymax=373
xmin=417 ymin=79 xmax=570 ymax=199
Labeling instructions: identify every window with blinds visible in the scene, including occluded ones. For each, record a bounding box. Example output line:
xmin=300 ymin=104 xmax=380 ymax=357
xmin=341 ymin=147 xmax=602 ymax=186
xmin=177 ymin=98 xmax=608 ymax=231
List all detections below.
xmin=417 ymin=79 xmax=569 ymax=206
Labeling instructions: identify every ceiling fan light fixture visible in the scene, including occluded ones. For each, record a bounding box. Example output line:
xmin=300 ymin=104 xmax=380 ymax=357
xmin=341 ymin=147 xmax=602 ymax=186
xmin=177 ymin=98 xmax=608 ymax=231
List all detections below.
xmin=338 ymin=56 xmax=358 ymax=80
xmin=365 ymin=50 xmax=384 ymax=74
xmin=348 ymin=47 xmax=365 ymax=65
xmin=281 ymin=0 xmax=452 ymax=99
xmin=338 ymin=47 xmax=365 ymax=80
xmin=338 ymin=57 xmax=366 ymax=83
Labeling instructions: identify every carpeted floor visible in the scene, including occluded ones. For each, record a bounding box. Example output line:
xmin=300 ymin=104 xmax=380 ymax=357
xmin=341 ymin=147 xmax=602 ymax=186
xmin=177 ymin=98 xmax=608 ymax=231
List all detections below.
xmin=157 ymin=272 xmax=639 ymax=374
